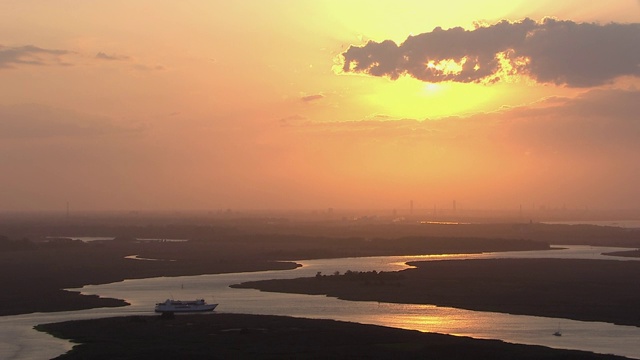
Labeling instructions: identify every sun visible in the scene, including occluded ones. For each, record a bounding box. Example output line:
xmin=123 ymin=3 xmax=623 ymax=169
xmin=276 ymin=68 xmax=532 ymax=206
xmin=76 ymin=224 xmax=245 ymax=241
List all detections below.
xmin=424 ymin=82 xmax=440 ymax=93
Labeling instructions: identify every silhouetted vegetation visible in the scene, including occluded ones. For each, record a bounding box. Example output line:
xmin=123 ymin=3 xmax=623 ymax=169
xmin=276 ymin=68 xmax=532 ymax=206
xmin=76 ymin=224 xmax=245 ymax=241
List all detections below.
xmin=315 ymin=269 xmax=405 ymax=285
xmin=236 ymin=258 xmax=640 ymax=327
xmin=0 ymin=235 xmax=35 ymax=251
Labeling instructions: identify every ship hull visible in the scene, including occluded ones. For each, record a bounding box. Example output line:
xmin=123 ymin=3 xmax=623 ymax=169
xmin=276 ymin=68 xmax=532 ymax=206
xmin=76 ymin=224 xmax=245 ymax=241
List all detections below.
xmin=154 ymin=304 xmax=217 ymax=313
xmin=154 ymin=299 xmax=218 ymax=313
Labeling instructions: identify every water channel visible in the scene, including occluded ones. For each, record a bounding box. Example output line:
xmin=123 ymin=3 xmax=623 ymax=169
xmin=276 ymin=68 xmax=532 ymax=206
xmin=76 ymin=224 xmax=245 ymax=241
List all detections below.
xmin=2 ymin=245 xmax=639 ymax=359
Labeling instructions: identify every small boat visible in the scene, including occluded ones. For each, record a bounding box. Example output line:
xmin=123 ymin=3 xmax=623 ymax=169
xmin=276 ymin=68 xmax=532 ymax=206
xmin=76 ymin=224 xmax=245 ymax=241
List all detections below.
xmin=154 ymin=299 xmax=218 ymax=313
xmin=553 ymin=321 xmax=562 ymax=336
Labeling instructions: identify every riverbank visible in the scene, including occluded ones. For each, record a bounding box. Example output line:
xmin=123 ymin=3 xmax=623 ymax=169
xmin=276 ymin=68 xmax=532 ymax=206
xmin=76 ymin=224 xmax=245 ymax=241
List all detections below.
xmin=0 ymin=241 xmax=299 ymax=316
xmin=0 ymin=236 xmax=547 ymax=316
xmin=233 ymin=258 xmax=640 ymax=327
xmin=36 ymin=313 xmax=628 ymax=359
xmin=5 ymin=218 xmax=640 ymax=317
xmin=604 ymin=249 xmax=640 ymax=258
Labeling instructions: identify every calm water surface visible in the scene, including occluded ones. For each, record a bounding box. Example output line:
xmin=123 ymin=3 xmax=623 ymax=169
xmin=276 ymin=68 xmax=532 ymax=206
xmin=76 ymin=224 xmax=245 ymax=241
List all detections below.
xmin=2 ymin=245 xmax=639 ymax=359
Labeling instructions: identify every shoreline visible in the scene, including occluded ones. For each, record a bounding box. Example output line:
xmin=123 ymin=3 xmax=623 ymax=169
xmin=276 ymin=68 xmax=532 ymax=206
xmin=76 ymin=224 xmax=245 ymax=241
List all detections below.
xmin=233 ymin=258 xmax=640 ymax=327
xmin=0 ymin=237 xmax=548 ymax=316
xmin=603 ymin=249 xmax=640 ymax=258
xmin=0 ymin=258 xmax=300 ymax=317
xmin=36 ymin=313 xmax=629 ymax=359
xmin=5 ymin=241 xmax=639 ymax=359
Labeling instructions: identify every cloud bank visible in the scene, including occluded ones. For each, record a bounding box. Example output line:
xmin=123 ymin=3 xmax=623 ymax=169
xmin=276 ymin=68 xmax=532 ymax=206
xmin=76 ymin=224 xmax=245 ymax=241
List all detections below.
xmin=342 ymin=18 xmax=640 ymax=87
xmin=0 ymin=45 xmax=71 ymax=68
xmin=95 ymin=52 xmax=131 ymax=61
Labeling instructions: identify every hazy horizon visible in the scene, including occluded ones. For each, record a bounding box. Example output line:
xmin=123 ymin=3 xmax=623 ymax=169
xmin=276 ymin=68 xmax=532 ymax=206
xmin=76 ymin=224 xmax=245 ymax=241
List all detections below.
xmin=3 ymin=206 xmax=640 ymax=225
xmin=1 ymin=1 xmax=639 ymax=212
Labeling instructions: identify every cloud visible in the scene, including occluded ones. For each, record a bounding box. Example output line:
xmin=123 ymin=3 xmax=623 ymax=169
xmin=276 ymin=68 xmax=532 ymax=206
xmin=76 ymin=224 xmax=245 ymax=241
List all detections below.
xmin=301 ymin=94 xmax=325 ymax=102
xmin=133 ymin=63 xmax=166 ymax=71
xmin=0 ymin=45 xmax=72 ymax=69
xmin=341 ymin=18 xmax=640 ymax=87
xmin=95 ymin=52 xmax=166 ymax=71
xmin=95 ymin=52 xmax=131 ymax=61
xmin=0 ymin=45 xmax=163 ymax=71
xmin=0 ymin=103 xmax=143 ymax=139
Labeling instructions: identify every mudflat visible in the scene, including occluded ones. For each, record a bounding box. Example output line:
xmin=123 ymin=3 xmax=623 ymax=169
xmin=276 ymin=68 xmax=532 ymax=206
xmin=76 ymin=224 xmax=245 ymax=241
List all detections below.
xmin=234 ymin=258 xmax=640 ymax=327
xmin=36 ymin=313 xmax=628 ymax=359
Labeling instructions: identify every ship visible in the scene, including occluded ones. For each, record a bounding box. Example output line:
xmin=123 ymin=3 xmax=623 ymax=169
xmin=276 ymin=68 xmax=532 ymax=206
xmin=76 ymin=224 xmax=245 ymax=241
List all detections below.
xmin=154 ymin=299 xmax=218 ymax=313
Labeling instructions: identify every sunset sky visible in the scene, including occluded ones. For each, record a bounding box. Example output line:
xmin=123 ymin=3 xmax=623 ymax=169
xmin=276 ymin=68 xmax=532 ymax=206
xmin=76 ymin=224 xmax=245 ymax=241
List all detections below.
xmin=1 ymin=1 xmax=639 ymax=212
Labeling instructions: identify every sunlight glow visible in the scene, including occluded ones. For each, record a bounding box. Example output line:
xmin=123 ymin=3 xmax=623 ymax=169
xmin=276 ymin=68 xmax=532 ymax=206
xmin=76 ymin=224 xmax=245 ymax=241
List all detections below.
xmin=491 ymin=50 xmax=532 ymax=83
xmin=426 ymin=58 xmax=466 ymax=75
xmin=374 ymin=310 xmax=487 ymax=338
xmin=2 ymin=0 xmax=638 ymax=211
xmin=424 ymin=83 xmax=440 ymax=92
xmin=361 ymin=76 xmax=500 ymax=119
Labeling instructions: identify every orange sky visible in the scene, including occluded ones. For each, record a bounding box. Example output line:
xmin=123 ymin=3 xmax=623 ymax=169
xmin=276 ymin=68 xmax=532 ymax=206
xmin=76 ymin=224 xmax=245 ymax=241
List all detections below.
xmin=0 ymin=1 xmax=639 ymax=212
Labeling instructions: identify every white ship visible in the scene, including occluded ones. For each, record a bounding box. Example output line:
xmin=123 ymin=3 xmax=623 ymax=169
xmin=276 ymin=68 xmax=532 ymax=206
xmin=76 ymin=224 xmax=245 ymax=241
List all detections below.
xmin=154 ymin=299 xmax=218 ymax=313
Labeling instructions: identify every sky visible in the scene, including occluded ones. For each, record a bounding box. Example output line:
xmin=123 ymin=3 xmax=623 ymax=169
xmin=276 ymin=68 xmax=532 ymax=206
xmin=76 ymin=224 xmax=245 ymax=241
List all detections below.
xmin=0 ymin=1 xmax=639 ymax=213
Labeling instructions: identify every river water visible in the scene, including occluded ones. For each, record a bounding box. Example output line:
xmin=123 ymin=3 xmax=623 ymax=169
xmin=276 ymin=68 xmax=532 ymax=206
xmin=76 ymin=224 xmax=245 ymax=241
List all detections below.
xmin=2 ymin=245 xmax=639 ymax=359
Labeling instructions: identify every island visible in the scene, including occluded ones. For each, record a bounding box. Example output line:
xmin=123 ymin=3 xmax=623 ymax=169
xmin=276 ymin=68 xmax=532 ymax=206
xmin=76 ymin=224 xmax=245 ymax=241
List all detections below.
xmin=233 ymin=258 xmax=640 ymax=327
xmin=37 ymin=313 xmax=628 ymax=359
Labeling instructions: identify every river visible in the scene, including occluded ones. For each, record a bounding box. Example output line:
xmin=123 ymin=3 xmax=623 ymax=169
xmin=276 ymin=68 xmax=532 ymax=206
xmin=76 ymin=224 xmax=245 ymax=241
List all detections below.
xmin=1 ymin=245 xmax=639 ymax=359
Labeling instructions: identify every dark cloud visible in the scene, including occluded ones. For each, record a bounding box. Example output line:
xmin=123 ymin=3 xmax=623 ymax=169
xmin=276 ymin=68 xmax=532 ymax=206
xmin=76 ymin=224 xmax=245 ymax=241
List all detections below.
xmin=301 ymin=94 xmax=324 ymax=102
xmin=95 ymin=52 xmax=130 ymax=61
xmin=0 ymin=103 xmax=143 ymax=139
xmin=0 ymin=44 xmax=71 ymax=68
xmin=342 ymin=18 xmax=640 ymax=87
